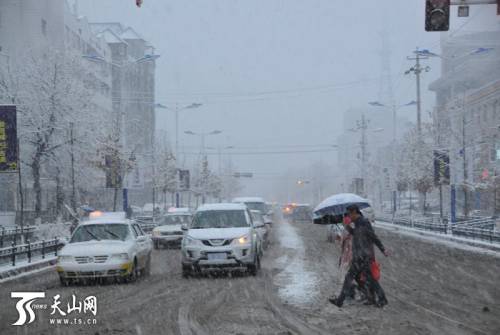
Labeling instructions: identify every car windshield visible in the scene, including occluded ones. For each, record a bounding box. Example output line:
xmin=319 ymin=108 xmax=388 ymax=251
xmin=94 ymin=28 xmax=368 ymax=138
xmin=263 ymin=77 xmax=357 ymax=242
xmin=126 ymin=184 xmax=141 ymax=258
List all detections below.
xmin=251 ymin=212 xmax=264 ymax=224
xmin=70 ymin=224 xmax=130 ymax=242
xmin=160 ymin=215 xmax=191 ymax=226
xmin=244 ymin=202 xmax=267 ymax=213
xmin=191 ymin=210 xmax=249 ymax=229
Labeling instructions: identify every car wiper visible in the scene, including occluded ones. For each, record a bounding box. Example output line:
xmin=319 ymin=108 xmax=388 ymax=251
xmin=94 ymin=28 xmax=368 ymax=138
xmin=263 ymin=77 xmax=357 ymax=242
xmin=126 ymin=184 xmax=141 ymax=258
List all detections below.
xmin=83 ymin=226 xmax=100 ymax=241
xmin=104 ymin=229 xmax=121 ymax=240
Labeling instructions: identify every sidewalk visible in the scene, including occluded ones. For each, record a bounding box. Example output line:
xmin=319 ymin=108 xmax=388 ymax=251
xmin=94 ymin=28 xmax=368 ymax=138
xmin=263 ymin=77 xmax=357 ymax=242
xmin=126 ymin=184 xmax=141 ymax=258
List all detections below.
xmin=0 ymin=255 xmax=56 ymax=282
xmin=374 ymin=221 xmax=500 ymax=256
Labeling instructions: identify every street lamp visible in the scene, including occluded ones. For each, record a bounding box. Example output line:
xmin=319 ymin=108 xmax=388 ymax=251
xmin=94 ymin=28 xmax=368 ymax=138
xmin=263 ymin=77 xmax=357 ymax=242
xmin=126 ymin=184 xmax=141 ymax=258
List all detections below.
xmin=158 ymin=103 xmax=203 ymax=160
xmin=368 ymin=100 xmax=416 ymax=141
xmin=184 ymin=129 xmax=223 ymax=153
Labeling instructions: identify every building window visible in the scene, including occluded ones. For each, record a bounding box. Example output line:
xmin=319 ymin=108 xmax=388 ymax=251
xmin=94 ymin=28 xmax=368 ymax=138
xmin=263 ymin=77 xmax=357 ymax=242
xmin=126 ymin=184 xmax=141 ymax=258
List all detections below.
xmin=41 ymin=19 xmax=47 ymax=36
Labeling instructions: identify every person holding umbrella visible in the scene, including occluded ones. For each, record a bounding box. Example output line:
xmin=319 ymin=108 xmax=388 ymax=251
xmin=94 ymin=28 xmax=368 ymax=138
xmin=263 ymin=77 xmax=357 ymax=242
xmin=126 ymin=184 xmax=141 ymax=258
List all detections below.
xmin=329 ymin=204 xmax=389 ymax=308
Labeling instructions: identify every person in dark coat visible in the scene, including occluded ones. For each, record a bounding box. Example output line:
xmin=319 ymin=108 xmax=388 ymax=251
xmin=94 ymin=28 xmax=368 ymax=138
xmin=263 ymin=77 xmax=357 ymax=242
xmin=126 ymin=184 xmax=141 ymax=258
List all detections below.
xmin=329 ymin=204 xmax=389 ymax=308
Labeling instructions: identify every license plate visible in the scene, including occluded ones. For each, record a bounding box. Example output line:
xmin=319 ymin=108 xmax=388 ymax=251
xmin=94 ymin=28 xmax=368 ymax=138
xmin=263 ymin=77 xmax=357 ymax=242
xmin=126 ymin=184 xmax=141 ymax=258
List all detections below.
xmin=207 ymin=253 xmax=227 ymax=261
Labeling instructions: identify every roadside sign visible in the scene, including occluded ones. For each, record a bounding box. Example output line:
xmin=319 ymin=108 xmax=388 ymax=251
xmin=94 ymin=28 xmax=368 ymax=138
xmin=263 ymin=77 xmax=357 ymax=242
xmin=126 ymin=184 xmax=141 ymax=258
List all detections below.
xmin=434 ymin=150 xmax=450 ymax=186
xmin=0 ymin=105 xmax=18 ymax=172
xmin=125 ymin=161 xmax=144 ymax=189
xmin=179 ymin=169 xmax=190 ymax=190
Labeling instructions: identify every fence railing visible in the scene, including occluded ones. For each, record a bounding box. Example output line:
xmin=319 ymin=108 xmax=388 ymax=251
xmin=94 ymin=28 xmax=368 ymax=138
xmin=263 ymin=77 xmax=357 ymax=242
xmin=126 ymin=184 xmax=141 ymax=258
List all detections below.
xmin=451 ymin=226 xmax=500 ymax=244
xmin=376 ymin=215 xmax=500 ymax=244
xmin=0 ymin=226 xmax=38 ymax=248
xmin=0 ymin=238 xmax=62 ymax=267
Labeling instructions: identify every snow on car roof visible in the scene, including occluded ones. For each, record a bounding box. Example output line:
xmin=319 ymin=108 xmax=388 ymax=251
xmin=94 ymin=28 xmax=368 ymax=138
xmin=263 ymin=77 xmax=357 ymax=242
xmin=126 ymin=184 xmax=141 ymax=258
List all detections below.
xmin=232 ymin=197 xmax=265 ymax=203
xmin=82 ymin=211 xmax=129 ymax=225
xmin=166 ymin=207 xmax=191 ymax=214
xmin=197 ymin=203 xmax=247 ymax=212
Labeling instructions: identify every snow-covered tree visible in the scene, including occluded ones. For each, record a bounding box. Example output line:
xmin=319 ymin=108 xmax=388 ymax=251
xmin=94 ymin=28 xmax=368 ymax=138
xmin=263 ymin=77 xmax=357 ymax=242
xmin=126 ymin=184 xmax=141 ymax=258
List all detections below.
xmin=0 ymin=49 xmax=101 ymax=219
xmin=397 ymin=124 xmax=434 ymax=212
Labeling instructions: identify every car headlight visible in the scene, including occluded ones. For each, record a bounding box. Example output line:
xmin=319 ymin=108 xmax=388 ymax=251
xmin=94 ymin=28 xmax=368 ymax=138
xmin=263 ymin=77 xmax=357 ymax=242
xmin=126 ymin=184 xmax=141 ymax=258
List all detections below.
xmin=57 ymin=255 xmax=73 ymax=262
xmin=183 ymin=236 xmax=198 ymax=246
xmin=233 ymin=234 xmax=251 ymax=245
xmin=111 ymin=253 xmax=129 ymax=260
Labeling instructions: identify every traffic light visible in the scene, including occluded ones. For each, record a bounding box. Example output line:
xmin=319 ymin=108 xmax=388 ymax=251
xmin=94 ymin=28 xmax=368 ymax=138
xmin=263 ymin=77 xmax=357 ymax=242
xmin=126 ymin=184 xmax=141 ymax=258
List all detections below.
xmin=425 ymin=0 xmax=450 ymax=31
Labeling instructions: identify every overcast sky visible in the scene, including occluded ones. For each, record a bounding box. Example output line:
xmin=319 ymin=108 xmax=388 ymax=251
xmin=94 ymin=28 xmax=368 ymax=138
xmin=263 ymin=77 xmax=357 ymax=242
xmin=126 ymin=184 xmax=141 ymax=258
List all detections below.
xmin=76 ymin=0 xmax=499 ymax=198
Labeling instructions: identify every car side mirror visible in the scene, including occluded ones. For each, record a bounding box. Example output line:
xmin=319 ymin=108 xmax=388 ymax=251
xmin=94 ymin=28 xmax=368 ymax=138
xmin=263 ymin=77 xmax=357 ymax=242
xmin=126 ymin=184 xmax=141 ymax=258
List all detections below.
xmin=254 ymin=221 xmax=265 ymax=228
xmin=181 ymin=223 xmax=188 ymax=231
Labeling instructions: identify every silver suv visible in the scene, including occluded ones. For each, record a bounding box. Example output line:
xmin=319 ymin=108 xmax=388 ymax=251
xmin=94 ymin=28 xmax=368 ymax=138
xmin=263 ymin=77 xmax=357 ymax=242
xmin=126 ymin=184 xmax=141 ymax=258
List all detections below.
xmin=181 ymin=203 xmax=261 ymax=277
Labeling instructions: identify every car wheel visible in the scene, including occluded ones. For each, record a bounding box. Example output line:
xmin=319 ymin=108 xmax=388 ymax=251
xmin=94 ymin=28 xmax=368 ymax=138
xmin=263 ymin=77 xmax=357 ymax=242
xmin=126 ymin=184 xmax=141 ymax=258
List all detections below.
xmin=143 ymin=254 xmax=151 ymax=276
xmin=248 ymin=252 xmax=260 ymax=276
xmin=181 ymin=264 xmax=191 ymax=278
xmin=59 ymin=276 xmax=71 ymax=286
xmin=126 ymin=259 xmax=138 ymax=283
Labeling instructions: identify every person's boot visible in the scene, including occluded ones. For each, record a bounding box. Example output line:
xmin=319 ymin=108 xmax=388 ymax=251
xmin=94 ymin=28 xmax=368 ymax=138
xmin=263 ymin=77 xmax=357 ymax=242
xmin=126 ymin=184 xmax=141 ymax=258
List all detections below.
xmin=328 ymin=295 xmax=344 ymax=307
xmin=376 ymin=297 xmax=388 ymax=308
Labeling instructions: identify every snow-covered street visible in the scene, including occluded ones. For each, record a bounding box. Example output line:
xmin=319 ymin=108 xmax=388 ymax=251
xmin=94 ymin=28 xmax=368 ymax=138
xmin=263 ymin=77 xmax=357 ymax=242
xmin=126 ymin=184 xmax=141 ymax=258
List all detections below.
xmin=0 ymin=220 xmax=498 ymax=335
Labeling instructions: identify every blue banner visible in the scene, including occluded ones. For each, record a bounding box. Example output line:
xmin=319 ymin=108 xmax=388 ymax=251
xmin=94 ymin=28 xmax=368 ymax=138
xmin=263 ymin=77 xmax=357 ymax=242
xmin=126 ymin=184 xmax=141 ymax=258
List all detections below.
xmin=0 ymin=105 xmax=17 ymax=172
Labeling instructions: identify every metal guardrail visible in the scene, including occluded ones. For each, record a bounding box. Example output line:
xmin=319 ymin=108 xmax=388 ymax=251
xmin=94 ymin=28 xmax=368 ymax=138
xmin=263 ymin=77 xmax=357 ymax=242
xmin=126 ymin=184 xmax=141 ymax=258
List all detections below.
xmin=451 ymin=226 xmax=500 ymax=244
xmin=0 ymin=238 xmax=62 ymax=267
xmin=0 ymin=226 xmax=38 ymax=248
xmin=376 ymin=215 xmax=500 ymax=244
xmin=453 ymin=218 xmax=495 ymax=230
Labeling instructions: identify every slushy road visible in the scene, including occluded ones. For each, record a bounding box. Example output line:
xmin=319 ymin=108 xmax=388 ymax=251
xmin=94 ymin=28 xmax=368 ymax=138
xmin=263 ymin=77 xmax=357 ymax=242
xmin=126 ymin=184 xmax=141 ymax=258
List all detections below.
xmin=1 ymin=220 xmax=499 ymax=335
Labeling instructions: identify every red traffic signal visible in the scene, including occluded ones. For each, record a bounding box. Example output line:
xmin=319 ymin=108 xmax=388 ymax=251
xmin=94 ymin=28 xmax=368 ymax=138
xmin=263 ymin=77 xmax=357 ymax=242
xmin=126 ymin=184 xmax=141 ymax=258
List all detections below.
xmin=425 ymin=0 xmax=450 ymax=31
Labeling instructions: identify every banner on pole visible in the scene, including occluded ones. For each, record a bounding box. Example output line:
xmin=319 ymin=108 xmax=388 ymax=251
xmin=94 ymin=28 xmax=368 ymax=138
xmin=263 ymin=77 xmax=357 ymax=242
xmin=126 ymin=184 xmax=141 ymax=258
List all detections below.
xmin=0 ymin=105 xmax=17 ymax=172
xmin=433 ymin=150 xmax=450 ymax=186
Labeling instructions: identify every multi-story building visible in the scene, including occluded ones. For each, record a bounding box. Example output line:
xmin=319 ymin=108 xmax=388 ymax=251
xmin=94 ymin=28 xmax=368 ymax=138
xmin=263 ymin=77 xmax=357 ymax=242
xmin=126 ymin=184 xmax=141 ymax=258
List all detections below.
xmin=89 ymin=22 xmax=157 ymax=206
xmin=90 ymin=22 xmax=156 ymax=155
xmin=0 ymin=0 xmax=113 ymax=213
xmin=429 ymin=31 xmax=500 ymax=215
xmin=0 ymin=0 xmax=113 ymax=116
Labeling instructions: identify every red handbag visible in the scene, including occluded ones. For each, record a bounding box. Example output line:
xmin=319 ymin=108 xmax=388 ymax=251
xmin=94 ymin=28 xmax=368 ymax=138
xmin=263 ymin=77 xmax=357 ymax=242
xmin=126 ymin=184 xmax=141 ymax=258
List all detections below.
xmin=371 ymin=260 xmax=381 ymax=281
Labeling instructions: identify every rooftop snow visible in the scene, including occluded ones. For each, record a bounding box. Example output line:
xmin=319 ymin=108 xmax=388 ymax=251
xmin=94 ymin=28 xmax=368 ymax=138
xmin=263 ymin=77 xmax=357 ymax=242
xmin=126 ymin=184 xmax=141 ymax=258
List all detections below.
xmin=196 ymin=203 xmax=247 ymax=212
xmin=232 ymin=197 xmax=265 ymax=203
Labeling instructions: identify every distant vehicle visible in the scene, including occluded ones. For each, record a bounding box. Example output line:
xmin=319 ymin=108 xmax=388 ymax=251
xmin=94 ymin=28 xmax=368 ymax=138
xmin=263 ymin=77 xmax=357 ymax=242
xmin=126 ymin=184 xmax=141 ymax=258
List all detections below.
xmin=152 ymin=208 xmax=193 ymax=249
xmin=282 ymin=203 xmax=312 ymax=223
xmin=232 ymin=196 xmax=273 ymax=224
xmin=250 ymin=209 xmax=268 ymax=251
xmin=56 ymin=211 xmax=153 ymax=285
xmin=181 ymin=203 xmax=261 ymax=277
xmin=291 ymin=204 xmax=313 ymax=223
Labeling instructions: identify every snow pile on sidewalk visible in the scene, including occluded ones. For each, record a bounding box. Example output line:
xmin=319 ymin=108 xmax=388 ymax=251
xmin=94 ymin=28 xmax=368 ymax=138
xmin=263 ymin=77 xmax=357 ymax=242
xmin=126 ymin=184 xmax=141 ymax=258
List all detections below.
xmin=274 ymin=222 xmax=319 ymax=307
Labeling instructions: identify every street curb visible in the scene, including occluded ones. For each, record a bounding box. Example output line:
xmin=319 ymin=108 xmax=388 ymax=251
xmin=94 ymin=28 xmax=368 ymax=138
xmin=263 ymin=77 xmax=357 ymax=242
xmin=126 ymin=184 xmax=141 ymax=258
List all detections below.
xmin=0 ymin=257 xmax=56 ymax=281
xmin=375 ymin=221 xmax=500 ymax=254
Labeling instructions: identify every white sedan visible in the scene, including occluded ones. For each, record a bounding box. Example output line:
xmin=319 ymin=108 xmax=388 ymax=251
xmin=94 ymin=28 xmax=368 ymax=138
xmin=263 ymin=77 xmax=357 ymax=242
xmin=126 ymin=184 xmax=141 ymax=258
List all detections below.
xmin=56 ymin=212 xmax=153 ymax=285
xmin=152 ymin=208 xmax=192 ymax=249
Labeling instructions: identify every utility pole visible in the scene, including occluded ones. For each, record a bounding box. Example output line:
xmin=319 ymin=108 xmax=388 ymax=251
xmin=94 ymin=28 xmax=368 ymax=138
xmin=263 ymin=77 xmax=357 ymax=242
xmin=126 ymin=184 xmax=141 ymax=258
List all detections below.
xmin=69 ymin=122 xmax=76 ymax=213
xmin=352 ymin=114 xmax=370 ymax=196
xmin=406 ymin=48 xmax=430 ymax=134
xmin=462 ymin=113 xmax=469 ymax=218
xmin=175 ymin=102 xmax=179 ymax=159
xmin=359 ymin=114 xmax=369 ymax=184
